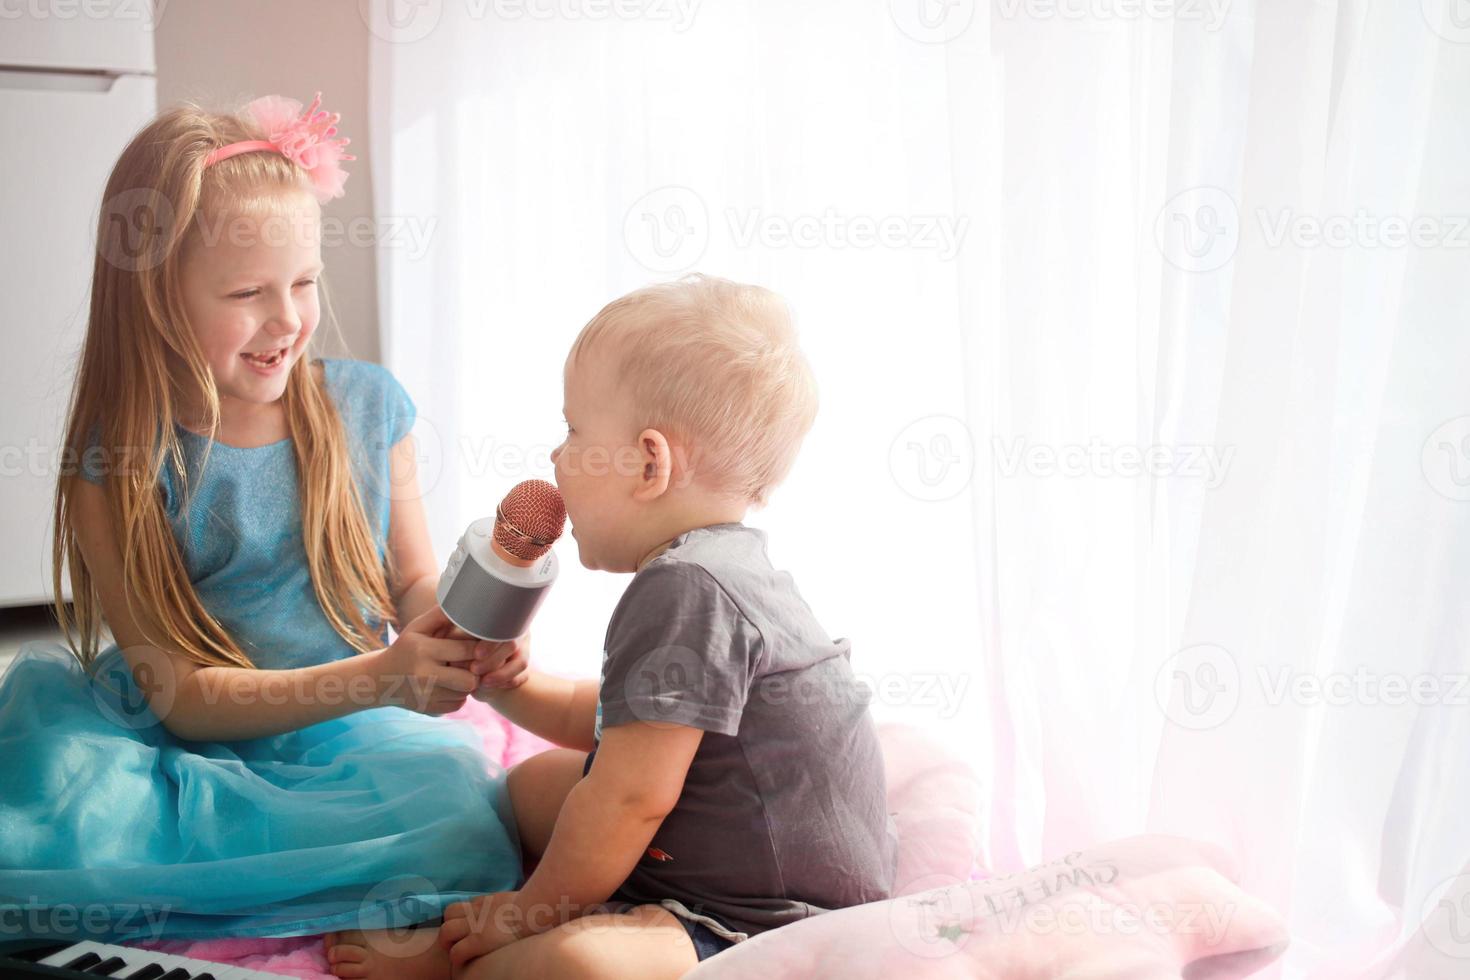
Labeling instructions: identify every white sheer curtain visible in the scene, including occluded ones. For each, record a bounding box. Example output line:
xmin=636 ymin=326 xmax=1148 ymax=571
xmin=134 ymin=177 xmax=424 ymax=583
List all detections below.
xmin=368 ymin=2 xmax=1470 ymax=975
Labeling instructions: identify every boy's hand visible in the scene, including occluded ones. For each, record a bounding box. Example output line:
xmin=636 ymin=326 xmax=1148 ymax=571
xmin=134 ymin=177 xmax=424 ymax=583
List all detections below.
xmin=430 ymin=615 xmax=531 ymax=692
xmin=471 ymin=634 xmax=531 ymax=691
xmin=439 ymin=891 xmax=524 ymax=967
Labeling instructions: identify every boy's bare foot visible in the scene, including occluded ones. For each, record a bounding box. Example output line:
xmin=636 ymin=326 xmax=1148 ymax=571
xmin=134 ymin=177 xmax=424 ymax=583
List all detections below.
xmin=324 ymin=926 xmax=450 ymax=980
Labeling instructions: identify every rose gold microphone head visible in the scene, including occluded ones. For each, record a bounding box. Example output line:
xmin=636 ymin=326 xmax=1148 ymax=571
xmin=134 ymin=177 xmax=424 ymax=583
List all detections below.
xmin=493 ymin=480 xmax=566 ymax=564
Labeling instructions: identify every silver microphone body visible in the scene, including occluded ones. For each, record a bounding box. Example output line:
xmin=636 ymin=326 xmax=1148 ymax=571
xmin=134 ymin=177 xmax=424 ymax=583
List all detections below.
xmin=436 ymin=515 xmax=559 ymax=642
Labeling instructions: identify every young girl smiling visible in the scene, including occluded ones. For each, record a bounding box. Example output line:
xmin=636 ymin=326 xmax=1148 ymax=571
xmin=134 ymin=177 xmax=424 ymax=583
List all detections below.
xmin=0 ymin=93 xmax=526 ymax=949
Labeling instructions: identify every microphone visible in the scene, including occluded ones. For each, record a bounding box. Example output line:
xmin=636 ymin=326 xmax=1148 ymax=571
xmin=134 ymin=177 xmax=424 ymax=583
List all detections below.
xmin=436 ymin=479 xmax=566 ymax=645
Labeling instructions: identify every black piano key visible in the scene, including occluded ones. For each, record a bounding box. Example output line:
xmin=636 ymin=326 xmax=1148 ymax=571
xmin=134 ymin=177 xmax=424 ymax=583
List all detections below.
xmin=122 ymin=965 xmax=166 ymax=979
xmin=194 ymin=975 xmax=218 ymax=980
xmin=86 ymin=956 xmax=128 ymax=974
xmin=158 ymin=971 xmax=193 ymax=980
xmin=62 ymin=952 xmax=103 ymax=970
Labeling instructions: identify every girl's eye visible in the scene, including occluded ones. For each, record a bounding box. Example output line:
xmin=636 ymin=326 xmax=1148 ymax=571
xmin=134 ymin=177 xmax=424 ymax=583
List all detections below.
xmin=230 ymin=289 xmax=260 ymax=300
xmin=294 ymin=279 xmax=317 ymax=288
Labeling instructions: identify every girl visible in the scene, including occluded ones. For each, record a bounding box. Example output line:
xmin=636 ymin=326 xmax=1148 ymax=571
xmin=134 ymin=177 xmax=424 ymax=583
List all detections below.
xmin=0 ymin=93 xmax=526 ymax=952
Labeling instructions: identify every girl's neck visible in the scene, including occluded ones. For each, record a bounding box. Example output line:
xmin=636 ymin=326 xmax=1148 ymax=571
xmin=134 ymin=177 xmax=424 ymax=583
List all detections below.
xmin=176 ymin=393 xmax=289 ymax=448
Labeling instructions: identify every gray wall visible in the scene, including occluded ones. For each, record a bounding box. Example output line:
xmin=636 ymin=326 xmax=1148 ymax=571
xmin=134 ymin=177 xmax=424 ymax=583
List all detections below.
xmin=153 ymin=1 xmax=379 ymax=362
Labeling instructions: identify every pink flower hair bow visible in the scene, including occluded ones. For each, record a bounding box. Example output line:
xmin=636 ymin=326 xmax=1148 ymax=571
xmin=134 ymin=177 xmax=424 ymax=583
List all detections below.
xmin=204 ymin=92 xmax=355 ymax=202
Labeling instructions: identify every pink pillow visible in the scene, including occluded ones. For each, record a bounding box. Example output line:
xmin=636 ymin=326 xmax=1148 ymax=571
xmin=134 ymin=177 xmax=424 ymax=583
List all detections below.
xmin=877 ymin=723 xmax=985 ymax=895
xmin=686 ymin=835 xmax=1289 ymax=980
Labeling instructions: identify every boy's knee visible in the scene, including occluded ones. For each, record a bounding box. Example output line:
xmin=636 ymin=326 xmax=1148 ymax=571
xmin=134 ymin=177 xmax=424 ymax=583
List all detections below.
xmin=541 ymin=924 xmax=636 ymax=979
xmin=505 ymin=757 xmax=529 ymax=795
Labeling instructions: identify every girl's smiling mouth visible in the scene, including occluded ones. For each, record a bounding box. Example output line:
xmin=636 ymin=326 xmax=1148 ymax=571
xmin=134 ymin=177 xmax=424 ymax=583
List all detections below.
xmin=241 ymin=347 xmax=289 ymax=372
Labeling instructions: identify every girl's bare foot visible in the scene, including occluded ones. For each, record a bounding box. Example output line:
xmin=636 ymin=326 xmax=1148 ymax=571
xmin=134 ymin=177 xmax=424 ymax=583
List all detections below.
xmin=324 ymin=926 xmax=451 ymax=980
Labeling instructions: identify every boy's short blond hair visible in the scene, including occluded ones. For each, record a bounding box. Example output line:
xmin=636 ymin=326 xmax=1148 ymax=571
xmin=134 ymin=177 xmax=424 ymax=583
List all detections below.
xmin=570 ymin=274 xmax=818 ymax=506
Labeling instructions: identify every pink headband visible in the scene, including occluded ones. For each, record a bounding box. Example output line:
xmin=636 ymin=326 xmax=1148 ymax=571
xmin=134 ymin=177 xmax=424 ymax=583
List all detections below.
xmin=204 ymin=92 xmax=355 ymax=202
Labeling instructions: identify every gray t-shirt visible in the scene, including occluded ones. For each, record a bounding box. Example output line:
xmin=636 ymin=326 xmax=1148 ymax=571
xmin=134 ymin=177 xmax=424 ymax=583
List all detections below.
xmin=594 ymin=522 xmax=899 ymax=938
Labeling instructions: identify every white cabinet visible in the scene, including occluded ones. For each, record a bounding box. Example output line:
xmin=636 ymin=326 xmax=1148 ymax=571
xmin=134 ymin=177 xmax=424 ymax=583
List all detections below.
xmin=0 ymin=12 xmax=156 ymax=606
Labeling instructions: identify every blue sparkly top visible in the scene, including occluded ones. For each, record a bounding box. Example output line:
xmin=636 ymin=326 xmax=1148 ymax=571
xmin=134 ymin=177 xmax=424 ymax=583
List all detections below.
xmin=81 ymin=358 xmax=416 ymax=670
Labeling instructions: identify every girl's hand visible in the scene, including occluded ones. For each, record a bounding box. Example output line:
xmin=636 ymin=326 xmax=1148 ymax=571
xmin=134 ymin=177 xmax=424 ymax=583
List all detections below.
xmin=372 ymin=606 xmax=484 ymax=715
xmin=427 ymin=618 xmax=528 ymax=693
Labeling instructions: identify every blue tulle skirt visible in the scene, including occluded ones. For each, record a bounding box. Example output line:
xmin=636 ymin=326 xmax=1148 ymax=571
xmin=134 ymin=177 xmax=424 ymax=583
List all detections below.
xmin=0 ymin=643 xmax=523 ymax=943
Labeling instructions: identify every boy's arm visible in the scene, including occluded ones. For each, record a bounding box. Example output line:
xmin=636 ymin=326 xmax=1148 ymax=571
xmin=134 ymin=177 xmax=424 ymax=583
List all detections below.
xmin=479 ymin=668 xmax=600 ymax=751
xmin=509 ymin=721 xmax=703 ymax=934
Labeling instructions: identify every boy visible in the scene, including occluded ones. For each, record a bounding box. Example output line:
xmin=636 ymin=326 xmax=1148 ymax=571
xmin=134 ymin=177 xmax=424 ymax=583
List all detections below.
xmin=328 ymin=275 xmax=897 ymax=980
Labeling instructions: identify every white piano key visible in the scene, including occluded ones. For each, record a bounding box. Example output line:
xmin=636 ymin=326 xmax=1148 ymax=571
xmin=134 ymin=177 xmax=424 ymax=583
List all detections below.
xmin=38 ymin=940 xmax=109 ymax=967
xmin=36 ymin=939 xmax=294 ymax=978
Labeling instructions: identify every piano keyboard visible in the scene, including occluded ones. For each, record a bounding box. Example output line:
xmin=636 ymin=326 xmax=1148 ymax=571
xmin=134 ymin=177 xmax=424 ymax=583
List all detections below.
xmin=1 ymin=939 xmax=291 ymax=979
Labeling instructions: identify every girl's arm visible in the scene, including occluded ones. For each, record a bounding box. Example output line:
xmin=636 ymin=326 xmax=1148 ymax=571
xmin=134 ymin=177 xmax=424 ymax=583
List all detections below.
xmin=384 ymin=434 xmax=443 ymax=628
xmin=70 ymin=479 xmax=481 ymax=742
xmin=385 ymin=432 xmax=594 ymax=744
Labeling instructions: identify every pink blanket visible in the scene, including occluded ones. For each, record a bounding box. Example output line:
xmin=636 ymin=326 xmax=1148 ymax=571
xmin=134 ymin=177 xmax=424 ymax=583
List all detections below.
xmin=129 ymin=698 xmax=987 ymax=978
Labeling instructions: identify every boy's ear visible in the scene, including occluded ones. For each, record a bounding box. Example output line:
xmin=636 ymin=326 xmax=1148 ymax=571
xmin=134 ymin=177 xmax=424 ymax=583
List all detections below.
xmin=632 ymin=428 xmax=673 ymax=502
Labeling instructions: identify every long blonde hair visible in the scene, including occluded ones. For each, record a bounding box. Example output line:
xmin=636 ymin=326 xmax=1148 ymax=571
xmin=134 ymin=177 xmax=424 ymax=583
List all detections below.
xmin=53 ymin=101 xmax=396 ymax=669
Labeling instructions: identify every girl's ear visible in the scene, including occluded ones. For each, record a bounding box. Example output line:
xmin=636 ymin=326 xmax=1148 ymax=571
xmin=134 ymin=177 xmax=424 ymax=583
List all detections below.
xmin=632 ymin=428 xmax=673 ymax=502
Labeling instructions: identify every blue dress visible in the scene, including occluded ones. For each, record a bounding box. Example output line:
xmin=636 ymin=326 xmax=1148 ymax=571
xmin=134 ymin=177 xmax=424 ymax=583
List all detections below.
xmin=0 ymin=359 xmax=522 ymax=942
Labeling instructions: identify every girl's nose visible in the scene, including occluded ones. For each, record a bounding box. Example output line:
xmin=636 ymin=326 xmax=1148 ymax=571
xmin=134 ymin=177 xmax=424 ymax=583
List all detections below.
xmin=265 ymin=307 xmax=301 ymax=337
